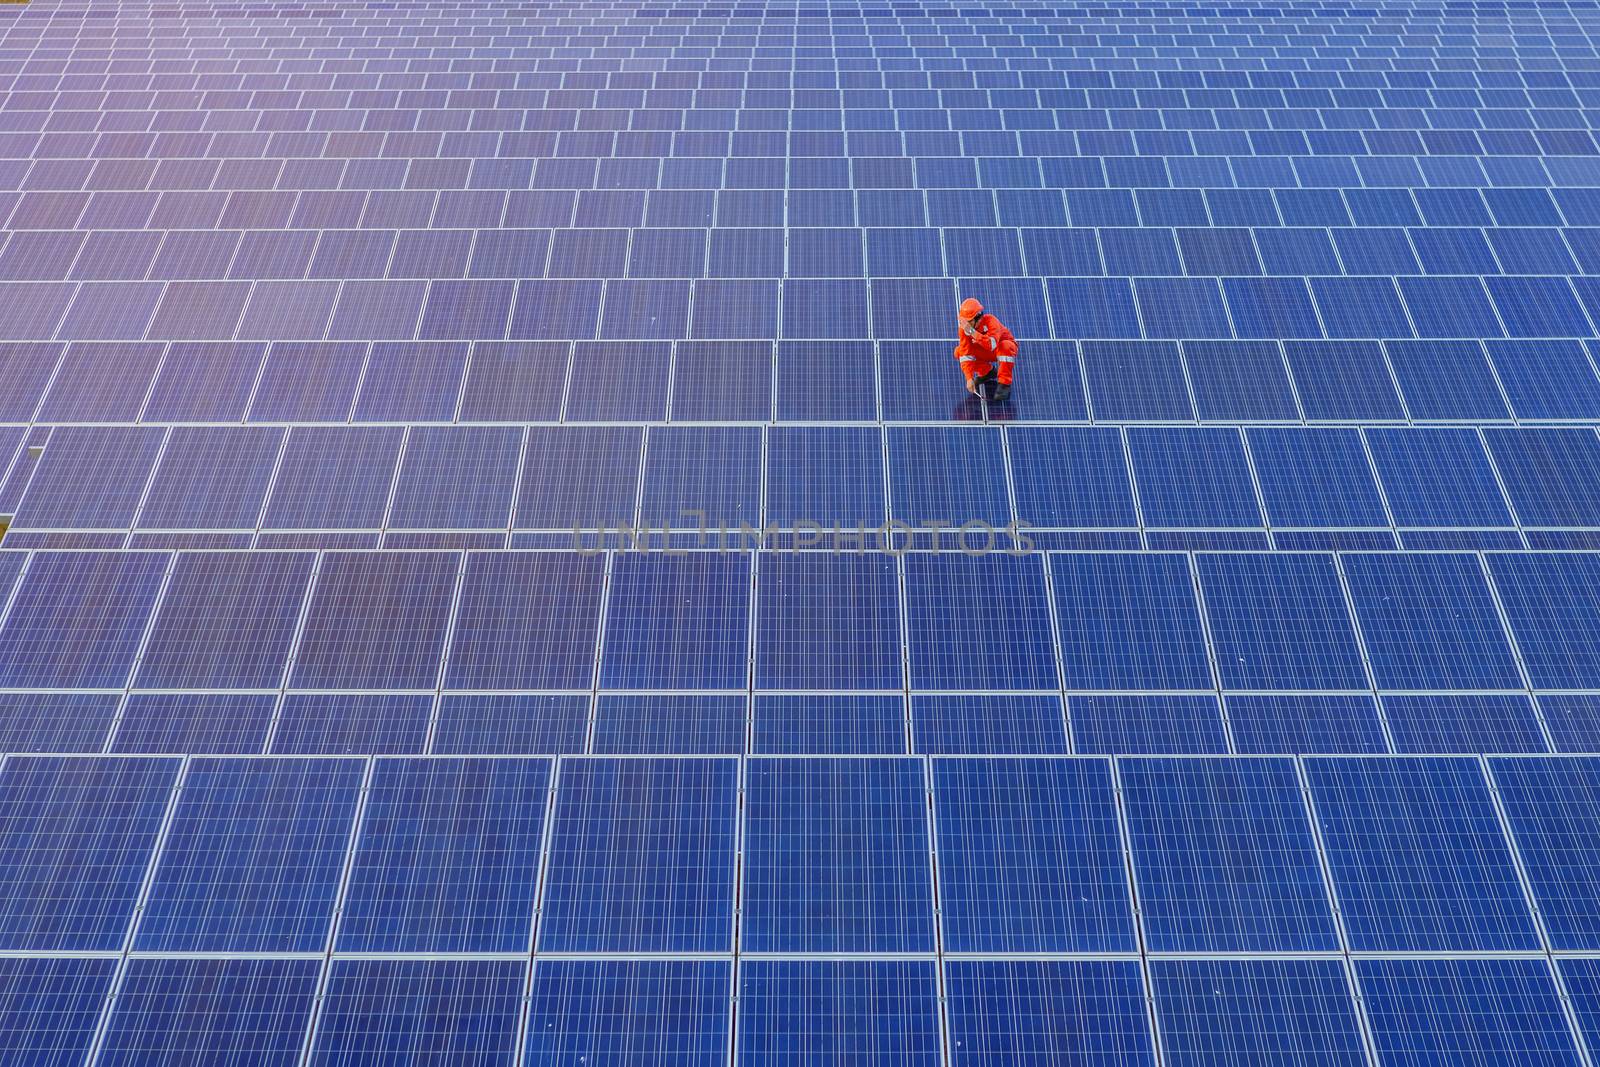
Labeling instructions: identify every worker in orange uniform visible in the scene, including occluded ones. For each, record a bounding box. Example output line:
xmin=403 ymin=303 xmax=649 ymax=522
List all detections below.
xmin=954 ymin=297 xmax=1017 ymax=403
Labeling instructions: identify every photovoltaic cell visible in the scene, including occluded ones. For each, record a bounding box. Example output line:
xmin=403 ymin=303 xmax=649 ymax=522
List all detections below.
xmin=337 ymin=757 xmax=549 ymax=953
xmin=743 ymin=757 xmax=933 ymax=953
xmin=135 ymin=426 xmax=283 ymax=531
xmin=1197 ymin=554 xmax=1367 ymax=691
xmin=0 ymin=958 xmax=110 ymax=1067
xmin=1122 ymin=757 xmax=1338 ymax=952
xmin=1225 ymin=695 xmax=1389 ymax=755
xmin=310 ymin=959 xmax=525 ymax=1067
xmin=1150 ymin=958 xmax=1366 ymax=1067
xmin=756 ymin=554 xmax=902 ymax=691
xmin=1051 ymin=553 xmax=1212 ymax=690
xmin=387 ymin=426 xmax=523 ymax=530
xmin=0 ymin=755 xmax=179 ymax=951
xmin=135 ymin=551 xmax=314 ymax=690
xmin=934 ymin=757 xmax=1134 ymax=952
xmin=136 ymin=756 xmax=364 ymax=952
xmin=99 ymin=957 xmax=320 ymax=1067
xmin=111 ymin=693 xmax=277 ymax=755
xmin=271 ymin=694 xmax=433 ymax=756
xmin=1489 ymin=756 xmax=1600 ymax=951
xmin=1358 ymin=958 xmax=1582 ymax=1067
xmin=11 ymin=425 xmax=165 ymax=530
xmin=523 ymin=960 xmax=730 ymax=1067
xmin=599 ymin=554 xmax=750 ymax=690
xmin=289 ymin=552 xmax=458 ymax=691
xmin=1305 ymin=756 xmax=1538 ymax=952
xmin=754 ymin=695 xmax=906 ymax=756
xmin=0 ymin=692 xmax=120 ymax=753
xmin=737 ymin=961 xmax=941 ymax=1067
xmin=1487 ymin=553 xmax=1600 ymax=690
xmin=0 ymin=551 xmax=169 ymax=689
xmin=592 ymin=694 xmax=746 ymax=754
xmin=260 ymin=426 xmax=405 ymax=531
xmin=540 ymin=757 xmax=736 ymax=952
xmin=445 ymin=552 xmax=605 ymax=691
xmin=905 ymin=555 xmax=1058 ymax=692
xmin=944 ymin=960 xmax=1157 ymax=1067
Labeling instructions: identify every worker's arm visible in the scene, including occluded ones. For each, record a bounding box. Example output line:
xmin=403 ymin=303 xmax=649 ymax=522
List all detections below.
xmin=954 ymin=337 xmax=978 ymax=381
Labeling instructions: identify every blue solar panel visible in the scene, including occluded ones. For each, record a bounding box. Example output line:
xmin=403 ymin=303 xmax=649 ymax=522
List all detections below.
xmin=1484 ymin=429 xmax=1600 ymax=529
xmin=1122 ymin=757 xmax=1338 ymax=952
xmin=1246 ymin=428 xmax=1388 ymax=529
xmin=1009 ymin=427 xmax=1137 ymax=529
xmin=99 ymin=957 xmax=320 ymax=1067
xmin=10 ymin=425 xmax=164 ymax=530
xmin=935 ymin=757 xmax=1133 ymax=952
xmin=743 ymin=757 xmax=932 ymax=953
xmin=523 ymin=960 xmax=729 ymax=1067
xmin=1384 ymin=695 xmax=1547 ymax=755
xmin=136 ymin=552 xmax=314 ymax=690
xmin=1052 ymin=553 xmax=1211 ymax=690
xmin=387 ymin=426 xmax=523 ymax=531
xmin=1127 ymin=428 xmax=1263 ymax=530
xmin=1343 ymin=552 xmax=1522 ymax=691
xmin=1226 ymin=695 xmax=1389 ymax=755
xmin=432 ymin=694 xmax=590 ymax=756
xmin=540 ymin=757 xmax=736 ymax=952
xmin=337 ymin=757 xmax=548 ymax=952
xmin=0 ymin=958 xmax=112 ymax=1064
xmin=261 ymin=426 xmax=405 ymax=532
xmin=0 ymin=755 xmax=179 ymax=951
xmin=0 ymin=692 xmax=120 ymax=753
xmin=136 ymin=426 xmax=283 ymax=532
xmin=756 ymin=554 xmax=902 ymax=691
xmin=1365 ymin=428 xmax=1516 ymax=530
xmin=309 ymin=959 xmax=525 ymax=1067
xmin=1197 ymin=553 xmax=1367 ymax=691
xmin=905 ymin=555 xmax=1058 ymax=692
xmin=764 ymin=425 xmax=886 ymax=528
xmin=887 ymin=426 xmax=1012 ymax=529
xmin=1489 ymin=756 xmax=1600 ymax=951
xmin=1487 ymin=553 xmax=1600 ymax=690
xmin=910 ymin=694 xmax=1068 ymax=755
xmin=754 ymin=694 xmax=905 ymax=755
xmin=641 ymin=425 xmax=761 ymax=529
xmin=738 ymin=961 xmax=940 ymax=1065
xmin=1150 ymin=958 xmax=1366 ymax=1067
xmin=592 ymin=694 xmax=746 ymax=754
xmin=289 ymin=552 xmax=458 ymax=690
xmin=444 ymin=552 xmax=604 ymax=691
xmin=599 ymin=554 xmax=750 ymax=690
xmin=0 ymin=551 xmax=169 ymax=689
xmin=136 ymin=756 xmax=365 ymax=952
xmin=943 ymin=960 xmax=1156 ymax=1067
xmin=112 ymin=693 xmax=277 ymax=755
xmin=1358 ymin=958 xmax=1583 ymax=1067
xmin=1305 ymin=756 xmax=1538 ymax=952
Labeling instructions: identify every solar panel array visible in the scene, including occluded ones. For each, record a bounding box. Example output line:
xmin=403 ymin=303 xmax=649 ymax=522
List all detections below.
xmin=4 ymin=0 xmax=1600 ymax=1060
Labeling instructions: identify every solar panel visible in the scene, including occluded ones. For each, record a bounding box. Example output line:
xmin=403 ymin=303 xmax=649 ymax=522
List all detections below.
xmin=111 ymin=693 xmax=278 ymax=755
xmin=599 ymin=554 xmax=750 ymax=690
xmin=756 ymin=554 xmax=902 ymax=691
xmin=10 ymin=425 xmax=165 ymax=530
xmin=99 ymin=957 xmax=320 ymax=1067
xmin=1052 ymin=553 xmax=1211 ymax=690
xmin=523 ymin=960 xmax=730 ymax=1067
xmin=1149 ymin=958 xmax=1366 ymax=1067
xmin=135 ymin=426 xmax=283 ymax=532
xmin=1357 ymin=958 xmax=1583 ymax=1067
xmin=1122 ymin=756 xmax=1338 ymax=952
xmin=743 ymin=756 xmax=932 ymax=953
xmin=1196 ymin=553 xmax=1367 ymax=692
xmin=309 ymin=959 xmax=525 ymax=1067
xmin=1304 ymin=756 xmax=1538 ymax=952
xmin=0 ymin=692 xmax=120 ymax=754
xmin=904 ymin=555 xmax=1058 ymax=692
xmin=386 ymin=426 xmax=523 ymax=531
xmin=934 ymin=757 xmax=1134 ymax=952
xmin=736 ymin=961 xmax=941 ymax=1067
xmin=444 ymin=552 xmax=605 ymax=691
xmin=0 ymin=755 xmax=179 ymax=951
xmin=0 ymin=957 xmax=116 ymax=1067
xmin=271 ymin=694 xmax=433 ymax=756
xmin=592 ymin=694 xmax=746 ymax=754
xmin=943 ymin=960 xmax=1156 ymax=1066
xmin=135 ymin=552 xmax=314 ymax=690
xmin=540 ymin=756 xmax=736 ymax=952
xmin=135 ymin=756 xmax=365 ymax=952
xmin=0 ymin=551 xmax=169 ymax=689
xmin=288 ymin=552 xmax=458 ymax=691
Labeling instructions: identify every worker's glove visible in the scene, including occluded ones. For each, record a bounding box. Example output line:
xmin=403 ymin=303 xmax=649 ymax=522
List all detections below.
xmin=991 ymin=383 xmax=1010 ymax=403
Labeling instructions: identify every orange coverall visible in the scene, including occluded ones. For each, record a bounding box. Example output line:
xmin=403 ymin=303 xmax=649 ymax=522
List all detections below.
xmin=954 ymin=313 xmax=1018 ymax=387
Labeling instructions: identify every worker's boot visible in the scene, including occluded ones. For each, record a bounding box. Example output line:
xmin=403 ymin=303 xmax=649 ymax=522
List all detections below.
xmin=991 ymin=383 xmax=1010 ymax=403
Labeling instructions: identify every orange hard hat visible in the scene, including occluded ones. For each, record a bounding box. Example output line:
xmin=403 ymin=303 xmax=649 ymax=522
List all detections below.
xmin=959 ymin=297 xmax=983 ymax=320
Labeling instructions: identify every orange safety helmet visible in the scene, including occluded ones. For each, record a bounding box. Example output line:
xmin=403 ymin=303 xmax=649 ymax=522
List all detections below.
xmin=959 ymin=297 xmax=983 ymax=320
